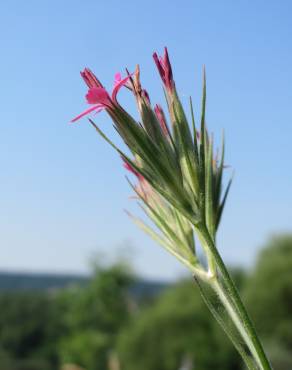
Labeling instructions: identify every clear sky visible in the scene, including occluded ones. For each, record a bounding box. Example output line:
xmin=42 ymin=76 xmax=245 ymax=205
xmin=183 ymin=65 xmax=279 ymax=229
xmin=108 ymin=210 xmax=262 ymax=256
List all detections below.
xmin=0 ymin=0 xmax=291 ymax=280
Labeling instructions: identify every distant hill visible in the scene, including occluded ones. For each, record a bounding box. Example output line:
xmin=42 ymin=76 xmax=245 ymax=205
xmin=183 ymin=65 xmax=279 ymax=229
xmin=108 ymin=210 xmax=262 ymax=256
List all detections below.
xmin=0 ymin=271 xmax=88 ymax=291
xmin=129 ymin=280 xmax=169 ymax=301
xmin=0 ymin=271 xmax=168 ymax=298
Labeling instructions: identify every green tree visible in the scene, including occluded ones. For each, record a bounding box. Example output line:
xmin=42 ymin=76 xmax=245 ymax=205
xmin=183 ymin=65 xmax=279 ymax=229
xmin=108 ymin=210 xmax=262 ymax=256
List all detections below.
xmin=58 ymin=263 xmax=133 ymax=370
xmin=0 ymin=292 xmax=60 ymax=369
xmin=244 ymin=234 xmax=292 ymax=369
xmin=117 ymin=279 xmax=242 ymax=370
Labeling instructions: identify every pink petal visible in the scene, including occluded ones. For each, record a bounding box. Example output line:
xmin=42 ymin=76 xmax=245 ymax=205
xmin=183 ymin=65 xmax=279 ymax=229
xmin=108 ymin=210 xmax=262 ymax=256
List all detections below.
xmin=81 ymin=68 xmax=102 ymax=89
xmin=71 ymin=105 xmax=104 ymax=123
xmin=159 ymin=56 xmax=166 ymax=69
xmin=153 ymin=47 xmax=174 ymax=92
xmin=86 ymin=87 xmax=112 ymax=106
xmin=112 ymin=75 xmax=131 ymax=103
xmin=153 ymin=52 xmax=165 ymax=84
xmin=114 ymin=72 xmax=122 ymax=87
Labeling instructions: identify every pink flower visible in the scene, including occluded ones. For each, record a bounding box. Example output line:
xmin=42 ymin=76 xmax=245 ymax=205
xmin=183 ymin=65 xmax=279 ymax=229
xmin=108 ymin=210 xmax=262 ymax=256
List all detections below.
xmin=154 ymin=104 xmax=170 ymax=137
xmin=114 ymin=72 xmax=123 ymax=88
xmin=122 ymin=159 xmax=153 ymax=202
xmin=80 ymin=68 xmax=103 ymax=89
xmin=112 ymin=73 xmax=131 ymax=103
xmin=153 ymin=47 xmax=174 ymax=92
xmin=70 ymin=105 xmax=104 ymax=123
xmin=71 ymin=70 xmax=130 ymax=123
xmin=85 ymin=87 xmax=112 ymax=106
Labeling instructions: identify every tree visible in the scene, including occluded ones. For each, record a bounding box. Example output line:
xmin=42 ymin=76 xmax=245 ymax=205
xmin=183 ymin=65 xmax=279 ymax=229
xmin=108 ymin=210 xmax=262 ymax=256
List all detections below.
xmin=58 ymin=263 xmax=134 ymax=370
xmin=244 ymin=234 xmax=292 ymax=369
xmin=0 ymin=292 xmax=60 ymax=369
xmin=117 ymin=279 xmax=242 ymax=370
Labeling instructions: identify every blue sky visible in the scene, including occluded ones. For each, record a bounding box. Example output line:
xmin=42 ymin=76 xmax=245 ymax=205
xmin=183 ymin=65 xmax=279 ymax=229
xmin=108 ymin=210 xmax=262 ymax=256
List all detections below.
xmin=0 ymin=0 xmax=291 ymax=280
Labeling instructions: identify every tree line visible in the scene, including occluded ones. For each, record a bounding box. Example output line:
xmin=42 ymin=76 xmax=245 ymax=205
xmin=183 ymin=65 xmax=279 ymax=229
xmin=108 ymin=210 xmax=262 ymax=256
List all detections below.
xmin=0 ymin=234 xmax=291 ymax=370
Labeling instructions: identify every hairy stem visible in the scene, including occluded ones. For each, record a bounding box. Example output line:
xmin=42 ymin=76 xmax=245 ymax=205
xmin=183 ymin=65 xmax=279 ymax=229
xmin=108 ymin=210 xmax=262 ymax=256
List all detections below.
xmin=197 ymin=225 xmax=273 ymax=370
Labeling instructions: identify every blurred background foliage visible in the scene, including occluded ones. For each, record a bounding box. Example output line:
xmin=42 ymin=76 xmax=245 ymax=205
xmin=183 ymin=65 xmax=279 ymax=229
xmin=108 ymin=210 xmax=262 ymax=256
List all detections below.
xmin=0 ymin=234 xmax=291 ymax=370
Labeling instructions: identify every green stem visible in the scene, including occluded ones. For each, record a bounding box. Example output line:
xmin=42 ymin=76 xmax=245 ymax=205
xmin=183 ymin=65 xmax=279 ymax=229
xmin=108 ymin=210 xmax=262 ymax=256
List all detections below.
xmin=213 ymin=280 xmax=261 ymax=368
xmin=197 ymin=225 xmax=273 ymax=370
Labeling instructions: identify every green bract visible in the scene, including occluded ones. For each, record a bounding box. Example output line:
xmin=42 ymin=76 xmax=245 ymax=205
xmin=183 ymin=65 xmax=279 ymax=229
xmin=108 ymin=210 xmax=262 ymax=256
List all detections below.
xmin=90 ymin=67 xmax=232 ymax=281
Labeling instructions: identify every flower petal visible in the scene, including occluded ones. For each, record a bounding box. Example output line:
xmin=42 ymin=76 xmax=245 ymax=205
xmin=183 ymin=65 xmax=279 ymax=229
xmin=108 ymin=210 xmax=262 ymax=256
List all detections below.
xmin=112 ymin=75 xmax=131 ymax=103
xmin=114 ymin=72 xmax=122 ymax=87
xmin=71 ymin=105 xmax=104 ymax=123
xmin=86 ymin=87 xmax=112 ymax=106
xmin=81 ymin=68 xmax=103 ymax=89
xmin=153 ymin=47 xmax=174 ymax=92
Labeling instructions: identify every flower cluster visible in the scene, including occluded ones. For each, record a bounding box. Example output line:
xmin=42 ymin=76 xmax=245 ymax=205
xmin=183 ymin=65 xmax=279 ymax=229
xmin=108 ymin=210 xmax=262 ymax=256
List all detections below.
xmin=72 ymin=48 xmax=231 ymax=278
xmin=72 ymin=49 xmax=275 ymax=370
